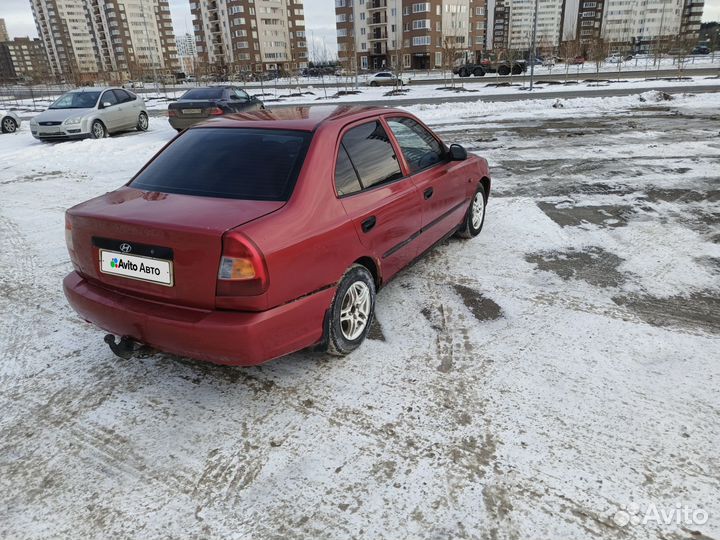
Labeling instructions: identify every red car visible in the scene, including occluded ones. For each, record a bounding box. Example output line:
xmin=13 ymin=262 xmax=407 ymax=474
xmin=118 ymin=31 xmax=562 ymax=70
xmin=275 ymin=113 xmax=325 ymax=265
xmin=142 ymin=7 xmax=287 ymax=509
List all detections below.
xmin=63 ymin=106 xmax=491 ymax=366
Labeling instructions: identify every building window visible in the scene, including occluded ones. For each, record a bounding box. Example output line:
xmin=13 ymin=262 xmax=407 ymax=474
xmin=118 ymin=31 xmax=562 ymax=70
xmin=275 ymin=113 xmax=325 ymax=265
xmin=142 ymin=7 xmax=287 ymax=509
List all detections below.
xmin=475 ymin=7 xmax=484 ymax=15
xmin=412 ymin=35 xmax=430 ymax=46
xmin=361 ymin=55 xmax=368 ymax=69
xmin=403 ymin=53 xmax=410 ymax=67
xmin=412 ymin=19 xmax=430 ymax=29
xmin=412 ymin=3 xmax=430 ymax=13
xmin=435 ymin=51 xmax=442 ymax=66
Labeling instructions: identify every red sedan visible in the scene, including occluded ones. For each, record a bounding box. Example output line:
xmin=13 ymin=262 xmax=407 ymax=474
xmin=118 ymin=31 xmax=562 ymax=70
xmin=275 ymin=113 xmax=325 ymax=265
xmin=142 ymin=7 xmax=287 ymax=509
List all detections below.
xmin=63 ymin=106 xmax=491 ymax=365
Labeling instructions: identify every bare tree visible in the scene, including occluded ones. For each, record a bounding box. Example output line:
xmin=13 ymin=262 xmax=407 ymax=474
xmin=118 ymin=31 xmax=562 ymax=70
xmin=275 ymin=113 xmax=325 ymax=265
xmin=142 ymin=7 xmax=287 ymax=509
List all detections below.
xmin=586 ymin=37 xmax=609 ymax=83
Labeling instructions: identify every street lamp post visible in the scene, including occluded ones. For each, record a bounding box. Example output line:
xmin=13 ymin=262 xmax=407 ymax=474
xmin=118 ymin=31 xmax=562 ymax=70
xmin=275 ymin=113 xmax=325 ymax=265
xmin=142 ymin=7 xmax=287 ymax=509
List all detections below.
xmin=528 ymin=0 xmax=540 ymax=90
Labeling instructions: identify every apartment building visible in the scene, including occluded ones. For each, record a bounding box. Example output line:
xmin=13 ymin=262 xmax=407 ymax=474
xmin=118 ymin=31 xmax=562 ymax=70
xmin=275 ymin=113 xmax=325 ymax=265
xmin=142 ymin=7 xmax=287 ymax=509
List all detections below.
xmin=336 ymin=0 xmax=488 ymax=71
xmin=679 ymin=0 xmax=704 ymax=41
xmin=176 ymin=32 xmax=198 ymax=74
xmin=601 ymin=0 xmax=685 ymax=48
xmin=29 ymin=0 xmax=178 ymax=82
xmin=561 ymin=0 xmax=603 ymax=43
xmin=0 ymin=19 xmax=9 ymax=42
xmin=0 ymin=37 xmax=53 ymax=82
xmin=190 ymin=0 xmax=308 ymax=75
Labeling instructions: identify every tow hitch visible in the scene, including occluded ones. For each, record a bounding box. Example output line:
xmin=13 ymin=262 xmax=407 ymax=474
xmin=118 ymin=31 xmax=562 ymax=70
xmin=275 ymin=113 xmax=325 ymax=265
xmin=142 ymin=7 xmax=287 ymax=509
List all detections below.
xmin=104 ymin=334 xmax=156 ymax=359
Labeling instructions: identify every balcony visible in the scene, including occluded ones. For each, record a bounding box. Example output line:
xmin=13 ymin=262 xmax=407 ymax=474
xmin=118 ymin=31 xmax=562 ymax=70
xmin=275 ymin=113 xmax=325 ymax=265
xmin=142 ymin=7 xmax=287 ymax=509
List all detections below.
xmin=207 ymin=2 xmax=218 ymax=11
xmin=371 ymin=42 xmax=387 ymax=55
xmin=368 ymin=28 xmax=388 ymax=40
xmin=368 ymin=14 xmax=387 ymax=26
xmin=367 ymin=0 xmax=387 ymax=10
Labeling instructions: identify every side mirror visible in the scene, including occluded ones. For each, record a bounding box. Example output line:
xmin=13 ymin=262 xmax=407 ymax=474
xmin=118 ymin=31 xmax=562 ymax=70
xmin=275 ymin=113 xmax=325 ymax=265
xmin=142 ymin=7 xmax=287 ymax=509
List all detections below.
xmin=101 ymin=101 xmax=112 ymax=109
xmin=449 ymin=143 xmax=467 ymax=161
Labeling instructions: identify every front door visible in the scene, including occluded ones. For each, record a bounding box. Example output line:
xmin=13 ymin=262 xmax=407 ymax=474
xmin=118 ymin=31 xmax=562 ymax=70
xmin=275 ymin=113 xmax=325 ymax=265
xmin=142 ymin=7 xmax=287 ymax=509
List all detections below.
xmin=385 ymin=116 xmax=470 ymax=253
xmin=336 ymin=119 xmax=422 ymax=280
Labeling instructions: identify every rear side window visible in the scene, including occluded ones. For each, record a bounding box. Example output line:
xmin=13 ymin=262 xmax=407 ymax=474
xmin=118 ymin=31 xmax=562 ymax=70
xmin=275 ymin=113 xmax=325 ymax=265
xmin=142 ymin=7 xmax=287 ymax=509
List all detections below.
xmin=334 ymin=144 xmax=362 ymax=196
xmin=182 ymin=88 xmax=224 ymax=100
xmin=130 ymin=128 xmax=311 ymax=201
xmin=113 ymin=89 xmax=132 ymax=103
xmin=340 ymin=121 xmax=402 ymax=190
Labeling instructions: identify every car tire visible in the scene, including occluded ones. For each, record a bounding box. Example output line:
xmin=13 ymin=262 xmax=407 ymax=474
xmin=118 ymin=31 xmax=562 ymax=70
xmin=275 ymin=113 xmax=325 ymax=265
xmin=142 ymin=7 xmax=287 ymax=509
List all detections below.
xmin=457 ymin=185 xmax=487 ymax=239
xmin=2 ymin=116 xmax=17 ymax=133
xmin=498 ymin=65 xmax=511 ymax=76
xmin=326 ymin=264 xmax=376 ymax=356
xmin=90 ymin=120 xmax=107 ymax=139
xmin=511 ymin=64 xmax=523 ymax=75
xmin=370 ymin=81 xmax=378 ymax=87
xmin=136 ymin=112 xmax=149 ymax=131
xmin=473 ymin=68 xmax=485 ymax=77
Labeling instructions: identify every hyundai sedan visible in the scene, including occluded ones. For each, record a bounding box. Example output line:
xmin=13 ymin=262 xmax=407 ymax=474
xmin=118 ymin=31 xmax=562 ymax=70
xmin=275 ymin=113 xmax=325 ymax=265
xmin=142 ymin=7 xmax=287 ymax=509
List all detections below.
xmin=63 ymin=106 xmax=491 ymax=366
xmin=30 ymin=87 xmax=148 ymax=141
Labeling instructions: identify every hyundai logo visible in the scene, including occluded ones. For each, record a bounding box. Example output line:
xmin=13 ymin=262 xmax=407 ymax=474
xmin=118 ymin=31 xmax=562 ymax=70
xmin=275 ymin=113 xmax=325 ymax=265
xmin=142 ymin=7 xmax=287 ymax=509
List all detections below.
xmin=119 ymin=243 xmax=132 ymax=253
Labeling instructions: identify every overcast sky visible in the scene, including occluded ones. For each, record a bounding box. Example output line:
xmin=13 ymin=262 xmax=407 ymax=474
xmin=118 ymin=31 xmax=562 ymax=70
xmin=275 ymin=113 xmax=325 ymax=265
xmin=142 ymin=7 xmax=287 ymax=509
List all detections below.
xmin=1 ymin=0 xmax=719 ymax=56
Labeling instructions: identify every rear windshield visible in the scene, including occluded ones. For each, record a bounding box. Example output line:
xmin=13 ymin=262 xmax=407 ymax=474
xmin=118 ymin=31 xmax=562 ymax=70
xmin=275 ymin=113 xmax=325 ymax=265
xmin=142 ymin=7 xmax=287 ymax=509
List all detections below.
xmin=181 ymin=88 xmax=224 ymax=100
xmin=129 ymin=128 xmax=311 ymax=201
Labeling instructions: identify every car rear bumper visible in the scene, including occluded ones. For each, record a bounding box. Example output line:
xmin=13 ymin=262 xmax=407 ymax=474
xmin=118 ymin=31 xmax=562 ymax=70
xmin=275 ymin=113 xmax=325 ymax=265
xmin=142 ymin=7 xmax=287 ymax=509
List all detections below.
xmin=63 ymin=271 xmax=335 ymax=366
xmin=168 ymin=117 xmax=207 ymax=130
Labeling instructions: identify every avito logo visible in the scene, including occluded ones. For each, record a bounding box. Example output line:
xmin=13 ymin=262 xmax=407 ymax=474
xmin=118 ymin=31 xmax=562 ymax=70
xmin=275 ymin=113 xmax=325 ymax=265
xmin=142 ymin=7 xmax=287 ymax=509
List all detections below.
xmin=110 ymin=257 xmax=161 ymax=277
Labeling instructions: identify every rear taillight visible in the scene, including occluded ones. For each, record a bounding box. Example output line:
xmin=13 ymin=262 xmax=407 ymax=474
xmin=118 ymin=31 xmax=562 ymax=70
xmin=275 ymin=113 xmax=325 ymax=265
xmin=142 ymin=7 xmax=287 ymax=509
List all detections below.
xmin=216 ymin=231 xmax=268 ymax=296
xmin=167 ymin=109 xmax=177 ymax=117
xmin=65 ymin=214 xmax=79 ymax=269
xmin=209 ymin=107 xmax=224 ymax=116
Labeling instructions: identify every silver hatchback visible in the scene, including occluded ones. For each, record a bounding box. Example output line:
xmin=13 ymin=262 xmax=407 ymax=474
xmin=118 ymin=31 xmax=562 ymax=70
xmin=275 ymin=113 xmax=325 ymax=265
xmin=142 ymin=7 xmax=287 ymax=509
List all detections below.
xmin=30 ymin=87 xmax=149 ymax=141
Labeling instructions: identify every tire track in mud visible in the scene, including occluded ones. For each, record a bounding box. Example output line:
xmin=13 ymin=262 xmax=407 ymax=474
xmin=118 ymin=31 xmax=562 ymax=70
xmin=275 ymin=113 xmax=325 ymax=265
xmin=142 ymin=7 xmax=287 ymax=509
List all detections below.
xmin=0 ymin=215 xmax=38 ymax=377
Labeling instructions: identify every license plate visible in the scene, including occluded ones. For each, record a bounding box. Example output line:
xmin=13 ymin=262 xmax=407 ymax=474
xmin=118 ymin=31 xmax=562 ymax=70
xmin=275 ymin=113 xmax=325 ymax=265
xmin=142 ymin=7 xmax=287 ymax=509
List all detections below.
xmin=40 ymin=127 xmax=60 ymax=134
xmin=182 ymin=108 xmax=202 ymax=115
xmin=100 ymin=250 xmax=173 ymax=286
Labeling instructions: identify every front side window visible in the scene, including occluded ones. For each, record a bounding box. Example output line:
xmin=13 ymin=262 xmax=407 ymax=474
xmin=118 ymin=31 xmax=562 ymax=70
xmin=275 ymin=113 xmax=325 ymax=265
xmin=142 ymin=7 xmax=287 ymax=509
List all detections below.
xmin=340 ymin=121 xmax=402 ymax=191
xmin=101 ymin=90 xmax=118 ymax=107
xmin=386 ymin=117 xmax=444 ymax=173
xmin=130 ymin=128 xmax=311 ymax=201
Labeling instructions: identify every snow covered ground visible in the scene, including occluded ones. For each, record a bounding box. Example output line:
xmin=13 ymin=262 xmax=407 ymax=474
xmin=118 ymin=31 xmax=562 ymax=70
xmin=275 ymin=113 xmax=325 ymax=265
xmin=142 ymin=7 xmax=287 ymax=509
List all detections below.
xmin=0 ymin=91 xmax=718 ymax=539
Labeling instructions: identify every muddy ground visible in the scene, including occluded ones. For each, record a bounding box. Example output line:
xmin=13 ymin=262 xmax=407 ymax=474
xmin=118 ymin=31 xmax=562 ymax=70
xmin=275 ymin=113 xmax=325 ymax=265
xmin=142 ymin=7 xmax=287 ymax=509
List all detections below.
xmin=1 ymin=98 xmax=719 ymax=539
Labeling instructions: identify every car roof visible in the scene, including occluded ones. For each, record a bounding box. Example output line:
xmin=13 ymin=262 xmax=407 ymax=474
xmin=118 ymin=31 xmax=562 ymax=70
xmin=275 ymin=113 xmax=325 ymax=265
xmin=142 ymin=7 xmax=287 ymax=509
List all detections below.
xmin=199 ymin=105 xmax=404 ymax=132
xmin=68 ymin=87 xmax=118 ymax=92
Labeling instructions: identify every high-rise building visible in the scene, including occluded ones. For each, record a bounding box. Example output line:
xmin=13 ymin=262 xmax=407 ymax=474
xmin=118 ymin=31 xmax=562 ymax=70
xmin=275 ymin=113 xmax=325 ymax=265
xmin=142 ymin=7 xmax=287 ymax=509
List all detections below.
xmin=504 ymin=0 xmax=564 ymax=50
xmin=0 ymin=37 xmax=53 ymax=82
xmin=336 ymin=0 xmax=488 ymax=71
xmin=601 ymin=0 xmax=681 ymax=45
xmin=190 ymin=0 xmax=308 ymax=76
xmin=29 ymin=0 xmax=179 ymax=82
xmin=679 ymin=0 xmax=704 ymax=42
xmin=176 ymin=32 xmax=198 ymax=75
xmin=0 ymin=19 xmax=9 ymax=42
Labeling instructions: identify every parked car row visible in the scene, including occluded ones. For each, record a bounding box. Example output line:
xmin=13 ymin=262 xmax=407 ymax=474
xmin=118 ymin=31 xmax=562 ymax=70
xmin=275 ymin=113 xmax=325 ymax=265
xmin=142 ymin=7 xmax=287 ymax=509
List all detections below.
xmin=2 ymin=84 xmax=266 ymax=139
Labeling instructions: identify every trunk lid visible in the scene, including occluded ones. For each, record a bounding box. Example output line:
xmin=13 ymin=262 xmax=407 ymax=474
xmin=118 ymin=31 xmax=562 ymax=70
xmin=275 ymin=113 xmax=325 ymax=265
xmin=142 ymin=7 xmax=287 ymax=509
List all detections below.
xmin=168 ymin=100 xmax=221 ymax=119
xmin=68 ymin=187 xmax=283 ymax=309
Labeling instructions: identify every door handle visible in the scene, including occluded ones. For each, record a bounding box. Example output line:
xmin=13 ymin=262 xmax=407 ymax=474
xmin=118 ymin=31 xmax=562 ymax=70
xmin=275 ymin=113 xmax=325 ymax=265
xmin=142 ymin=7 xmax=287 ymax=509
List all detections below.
xmin=361 ymin=216 xmax=376 ymax=233
xmin=424 ymin=187 xmax=434 ymax=200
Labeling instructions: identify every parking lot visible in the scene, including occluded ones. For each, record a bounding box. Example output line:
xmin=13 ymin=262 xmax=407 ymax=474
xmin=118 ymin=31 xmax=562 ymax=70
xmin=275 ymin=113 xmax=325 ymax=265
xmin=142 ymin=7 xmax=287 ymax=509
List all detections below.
xmin=1 ymin=92 xmax=718 ymax=539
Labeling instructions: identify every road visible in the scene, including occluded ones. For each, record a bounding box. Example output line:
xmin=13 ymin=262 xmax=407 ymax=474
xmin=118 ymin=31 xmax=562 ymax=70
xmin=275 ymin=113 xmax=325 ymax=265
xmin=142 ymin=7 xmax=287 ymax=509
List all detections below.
xmin=1 ymin=66 xmax=717 ymax=99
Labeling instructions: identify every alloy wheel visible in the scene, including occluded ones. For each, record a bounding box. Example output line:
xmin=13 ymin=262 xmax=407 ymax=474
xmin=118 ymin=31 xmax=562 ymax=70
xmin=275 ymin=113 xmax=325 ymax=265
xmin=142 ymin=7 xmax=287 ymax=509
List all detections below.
xmin=2 ymin=118 xmax=16 ymax=133
xmin=471 ymin=191 xmax=485 ymax=230
xmin=340 ymin=281 xmax=371 ymax=340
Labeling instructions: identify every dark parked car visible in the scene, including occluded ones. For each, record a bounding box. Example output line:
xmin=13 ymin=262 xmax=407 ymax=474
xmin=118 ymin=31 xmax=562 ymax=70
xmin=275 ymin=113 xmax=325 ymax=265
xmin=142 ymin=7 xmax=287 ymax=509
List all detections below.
xmin=63 ymin=106 xmax=491 ymax=366
xmin=167 ymin=86 xmax=264 ymax=131
xmin=692 ymin=46 xmax=710 ymax=55
xmin=454 ymin=59 xmax=527 ymax=77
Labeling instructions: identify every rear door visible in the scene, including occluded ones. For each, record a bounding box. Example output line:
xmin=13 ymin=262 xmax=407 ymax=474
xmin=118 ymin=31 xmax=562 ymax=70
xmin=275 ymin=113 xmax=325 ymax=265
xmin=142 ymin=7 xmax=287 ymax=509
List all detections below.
xmin=336 ymin=119 xmax=422 ymax=280
xmin=385 ymin=116 xmax=469 ymax=253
